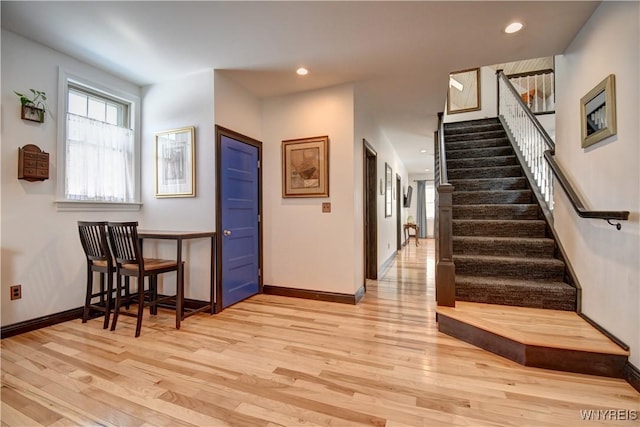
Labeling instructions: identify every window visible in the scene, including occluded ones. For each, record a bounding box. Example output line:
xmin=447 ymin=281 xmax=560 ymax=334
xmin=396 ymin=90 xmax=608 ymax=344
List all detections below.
xmin=57 ymin=70 xmax=140 ymax=209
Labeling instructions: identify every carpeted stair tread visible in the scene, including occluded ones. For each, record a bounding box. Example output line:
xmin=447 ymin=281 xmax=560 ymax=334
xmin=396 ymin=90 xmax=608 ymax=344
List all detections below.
xmin=452 ymin=204 xmax=539 ymax=220
xmin=444 ymin=118 xmax=500 ymax=129
xmin=448 ymin=165 xmax=522 ymax=179
xmin=445 ymin=122 xmax=504 ymax=135
xmin=453 ymin=190 xmax=532 ymax=205
xmin=453 ymin=236 xmax=555 ymax=257
xmin=445 ymin=130 xmax=507 ymax=142
xmin=445 ymin=137 xmax=510 ymax=151
xmin=447 ymin=155 xmax=517 ymax=169
xmin=454 ymin=254 xmax=565 ymax=280
xmin=446 ymin=146 xmax=513 ymax=160
xmin=453 ymin=219 xmax=547 ymax=237
xmin=455 ymin=275 xmax=577 ymax=311
xmin=449 ymin=177 xmax=527 ymax=191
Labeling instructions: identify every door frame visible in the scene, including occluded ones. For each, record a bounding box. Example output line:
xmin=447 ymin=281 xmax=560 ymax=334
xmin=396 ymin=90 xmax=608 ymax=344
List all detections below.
xmin=215 ymin=125 xmax=263 ymax=313
xmin=396 ymin=173 xmax=402 ymax=250
xmin=363 ymin=139 xmax=378 ymax=281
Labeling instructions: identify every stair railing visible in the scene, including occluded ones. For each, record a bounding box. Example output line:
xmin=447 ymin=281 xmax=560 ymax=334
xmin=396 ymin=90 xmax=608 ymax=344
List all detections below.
xmin=497 ymin=69 xmax=629 ymax=229
xmin=507 ymin=69 xmax=555 ymax=115
xmin=434 ymin=112 xmax=455 ymax=307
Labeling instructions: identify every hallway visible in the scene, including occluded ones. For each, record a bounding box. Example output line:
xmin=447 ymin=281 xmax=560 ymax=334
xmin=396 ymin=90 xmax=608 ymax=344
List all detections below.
xmin=1 ymin=239 xmax=638 ymax=426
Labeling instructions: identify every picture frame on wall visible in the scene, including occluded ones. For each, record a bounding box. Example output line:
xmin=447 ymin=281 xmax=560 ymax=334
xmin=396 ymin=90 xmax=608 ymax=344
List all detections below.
xmin=447 ymin=67 xmax=481 ymax=114
xmin=155 ymin=126 xmax=196 ymax=198
xmin=581 ymin=74 xmax=616 ymax=149
xmin=385 ymin=162 xmax=393 ymax=217
xmin=282 ymin=135 xmax=329 ymax=198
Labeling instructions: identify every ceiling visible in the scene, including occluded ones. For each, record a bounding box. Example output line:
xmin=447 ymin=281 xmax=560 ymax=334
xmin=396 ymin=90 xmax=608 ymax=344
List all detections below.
xmin=1 ymin=1 xmax=599 ymax=175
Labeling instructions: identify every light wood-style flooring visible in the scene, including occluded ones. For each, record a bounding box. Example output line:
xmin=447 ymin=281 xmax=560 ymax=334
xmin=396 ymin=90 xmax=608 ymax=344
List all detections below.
xmin=2 ymin=239 xmax=638 ymax=426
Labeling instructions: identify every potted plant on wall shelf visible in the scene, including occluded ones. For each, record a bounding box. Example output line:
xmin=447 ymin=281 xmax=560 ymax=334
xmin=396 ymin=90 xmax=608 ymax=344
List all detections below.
xmin=15 ymin=89 xmax=48 ymax=123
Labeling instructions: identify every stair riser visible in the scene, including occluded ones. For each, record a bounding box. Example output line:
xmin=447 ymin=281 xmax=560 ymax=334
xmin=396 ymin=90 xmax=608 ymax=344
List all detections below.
xmin=445 ymin=138 xmax=510 ymax=151
xmin=453 ymin=205 xmax=539 ymax=220
xmin=446 ymin=146 xmax=513 ymax=160
xmin=453 ymin=239 xmax=555 ymax=258
xmin=446 ymin=130 xmax=506 ymax=142
xmin=449 ymin=178 xmax=527 ymax=191
xmin=454 ymin=259 xmax=565 ymax=280
xmin=453 ymin=220 xmax=547 ymax=238
xmin=448 ymin=166 xmax=522 ymax=179
xmin=455 ymin=283 xmax=576 ymax=311
xmin=448 ymin=156 xmax=517 ymax=169
xmin=453 ymin=191 xmax=532 ymax=205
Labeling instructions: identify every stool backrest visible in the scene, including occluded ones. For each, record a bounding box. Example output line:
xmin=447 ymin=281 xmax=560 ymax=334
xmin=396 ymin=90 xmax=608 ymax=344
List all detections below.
xmin=77 ymin=221 xmax=111 ymax=263
xmin=107 ymin=221 xmax=142 ymax=267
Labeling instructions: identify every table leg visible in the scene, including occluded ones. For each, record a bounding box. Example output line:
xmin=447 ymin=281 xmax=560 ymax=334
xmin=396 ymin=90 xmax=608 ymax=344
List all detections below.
xmin=176 ymin=238 xmax=183 ymax=330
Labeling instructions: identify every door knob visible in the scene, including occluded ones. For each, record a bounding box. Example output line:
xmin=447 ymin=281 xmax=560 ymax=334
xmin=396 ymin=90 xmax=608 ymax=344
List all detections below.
xmin=223 ymin=229 xmax=232 ymax=236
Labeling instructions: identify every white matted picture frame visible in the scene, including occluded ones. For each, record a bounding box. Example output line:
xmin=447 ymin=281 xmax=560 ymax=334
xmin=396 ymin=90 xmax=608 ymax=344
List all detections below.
xmin=155 ymin=126 xmax=195 ymax=198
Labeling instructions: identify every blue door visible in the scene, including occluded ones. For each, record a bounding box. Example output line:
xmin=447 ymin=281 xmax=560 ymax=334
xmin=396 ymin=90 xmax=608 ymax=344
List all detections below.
xmin=218 ymin=130 xmax=261 ymax=308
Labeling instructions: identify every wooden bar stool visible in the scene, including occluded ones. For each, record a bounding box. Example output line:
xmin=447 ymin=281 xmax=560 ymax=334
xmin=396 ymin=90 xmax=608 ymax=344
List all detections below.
xmin=77 ymin=221 xmax=115 ymax=329
xmin=106 ymin=221 xmax=182 ymax=337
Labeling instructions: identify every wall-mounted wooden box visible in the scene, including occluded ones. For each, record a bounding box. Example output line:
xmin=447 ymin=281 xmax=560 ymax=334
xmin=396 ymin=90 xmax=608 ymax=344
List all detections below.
xmin=18 ymin=144 xmax=49 ymax=182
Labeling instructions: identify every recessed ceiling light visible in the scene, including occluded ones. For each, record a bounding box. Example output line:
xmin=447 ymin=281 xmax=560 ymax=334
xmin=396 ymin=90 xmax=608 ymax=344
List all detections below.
xmin=504 ymin=22 xmax=524 ymax=34
xmin=296 ymin=67 xmax=309 ymax=76
xmin=420 ymin=149 xmax=427 ymax=153
xmin=425 ymin=168 xmax=430 ymax=172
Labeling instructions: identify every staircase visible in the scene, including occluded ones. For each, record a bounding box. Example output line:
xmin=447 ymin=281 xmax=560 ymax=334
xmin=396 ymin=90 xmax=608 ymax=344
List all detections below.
xmin=436 ymin=117 xmax=629 ymax=379
xmin=444 ymin=118 xmax=577 ymax=310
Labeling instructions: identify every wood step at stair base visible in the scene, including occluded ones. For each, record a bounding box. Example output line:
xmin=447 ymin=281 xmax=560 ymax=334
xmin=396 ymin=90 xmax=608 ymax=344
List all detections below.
xmin=453 ymin=204 xmax=539 ymax=220
xmin=448 ymin=165 xmax=522 ymax=179
xmin=455 ymin=275 xmax=576 ymax=311
xmin=449 ymin=177 xmax=527 ymax=191
xmin=453 ymin=236 xmax=556 ymax=258
xmin=448 ymin=155 xmax=517 ymax=170
xmin=453 ymin=190 xmax=532 ymax=205
xmin=446 ymin=146 xmax=513 ymax=160
xmin=445 ymin=137 xmax=510 ymax=151
xmin=453 ymin=219 xmax=547 ymax=238
xmin=445 ymin=129 xmax=507 ymax=142
xmin=437 ymin=302 xmax=628 ymax=378
xmin=454 ymin=255 xmax=566 ymax=280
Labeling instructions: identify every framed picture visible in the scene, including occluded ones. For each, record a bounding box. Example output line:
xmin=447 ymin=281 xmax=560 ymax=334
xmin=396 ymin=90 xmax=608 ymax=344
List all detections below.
xmin=581 ymin=74 xmax=616 ymax=149
xmin=385 ymin=163 xmax=392 ymax=217
xmin=155 ymin=126 xmax=195 ymax=198
xmin=282 ymin=136 xmax=329 ymax=198
xmin=447 ymin=67 xmax=481 ymax=114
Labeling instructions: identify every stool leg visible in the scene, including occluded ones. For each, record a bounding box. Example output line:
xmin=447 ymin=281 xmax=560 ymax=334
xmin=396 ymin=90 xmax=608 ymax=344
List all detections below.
xmin=135 ymin=275 xmax=145 ymax=337
xmin=102 ymin=270 xmax=113 ymax=329
xmin=110 ymin=274 xmax=122 ymax=331
xmin=82 ymin=265 xmax=93 ymax=323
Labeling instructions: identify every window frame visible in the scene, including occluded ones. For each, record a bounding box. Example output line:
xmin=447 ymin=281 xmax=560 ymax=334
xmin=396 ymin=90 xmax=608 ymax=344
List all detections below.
xmin=56 ymin=68 xmax=142 ymax=211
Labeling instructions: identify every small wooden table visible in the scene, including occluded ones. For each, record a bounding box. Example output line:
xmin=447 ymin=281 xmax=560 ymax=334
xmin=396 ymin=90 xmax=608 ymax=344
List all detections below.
xmin=403 ymin=223 xmax=419 ymax=246
xmin=138 ymin=230 xmax=216 ymax=330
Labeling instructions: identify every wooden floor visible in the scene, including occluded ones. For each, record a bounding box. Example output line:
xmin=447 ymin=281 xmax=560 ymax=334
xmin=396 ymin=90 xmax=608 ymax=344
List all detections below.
xmin=2 ymin=240 xmax=638 ymax=426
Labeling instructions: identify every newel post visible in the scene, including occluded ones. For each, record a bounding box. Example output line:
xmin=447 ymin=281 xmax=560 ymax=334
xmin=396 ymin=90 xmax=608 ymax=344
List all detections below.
xmin=436 ymin=183 xmax=455 ymax=307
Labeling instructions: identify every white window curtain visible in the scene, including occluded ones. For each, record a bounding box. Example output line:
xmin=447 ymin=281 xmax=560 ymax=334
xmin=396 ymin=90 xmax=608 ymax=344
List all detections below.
xmin=66 ymin=113 xmax=134 ymax=202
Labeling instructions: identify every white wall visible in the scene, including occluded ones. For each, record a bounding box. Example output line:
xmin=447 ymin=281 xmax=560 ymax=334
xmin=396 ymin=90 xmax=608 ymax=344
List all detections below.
xmin=139 ymin=71 xmax=216 ymax=301
xmin=354 ymin=86 xmax=409 ymax=268
xmin=262 ymin=84 xmax=361 ymax=294
xmin=214 ymin=72 xmax=263 ymax=141
xmin=1 ymin=30 xmax=142 ymax=325
xmin=443 ymin=66 xmax=497 ymax=123
xmin=554 ymin=2 xmax=639 ymax=366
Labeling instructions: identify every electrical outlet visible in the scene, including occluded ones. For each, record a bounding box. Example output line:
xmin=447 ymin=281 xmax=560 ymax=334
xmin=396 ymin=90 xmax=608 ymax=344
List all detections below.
xmin=10 ymin=285 xmax=22 ymax=300
xmin=322 ymin=202 xmax=331 ymax=213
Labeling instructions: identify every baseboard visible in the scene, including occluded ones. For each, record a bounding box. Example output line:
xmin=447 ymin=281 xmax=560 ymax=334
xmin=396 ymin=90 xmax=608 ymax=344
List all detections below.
xmin=625 ymin=362 xmax=640 ymax=393
xmin=1 ymin=307 xmax=84 ymax=339
xmin=379 ymin=251 xmax=397 ymax=277
xmin=578 ymin=312 xmax=630 ymax=351
xmin=263 ymin=285 xmax=363 ymax=305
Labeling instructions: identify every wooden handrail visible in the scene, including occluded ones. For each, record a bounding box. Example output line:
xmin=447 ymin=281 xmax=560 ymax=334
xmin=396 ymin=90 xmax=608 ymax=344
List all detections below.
xmin=507 ymin=68 xmax=554 ymax=80
xmin=497 ymin=69 xmax=629 ymax=230
xmin=543 ymin=150 xmax=629 ymax=229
